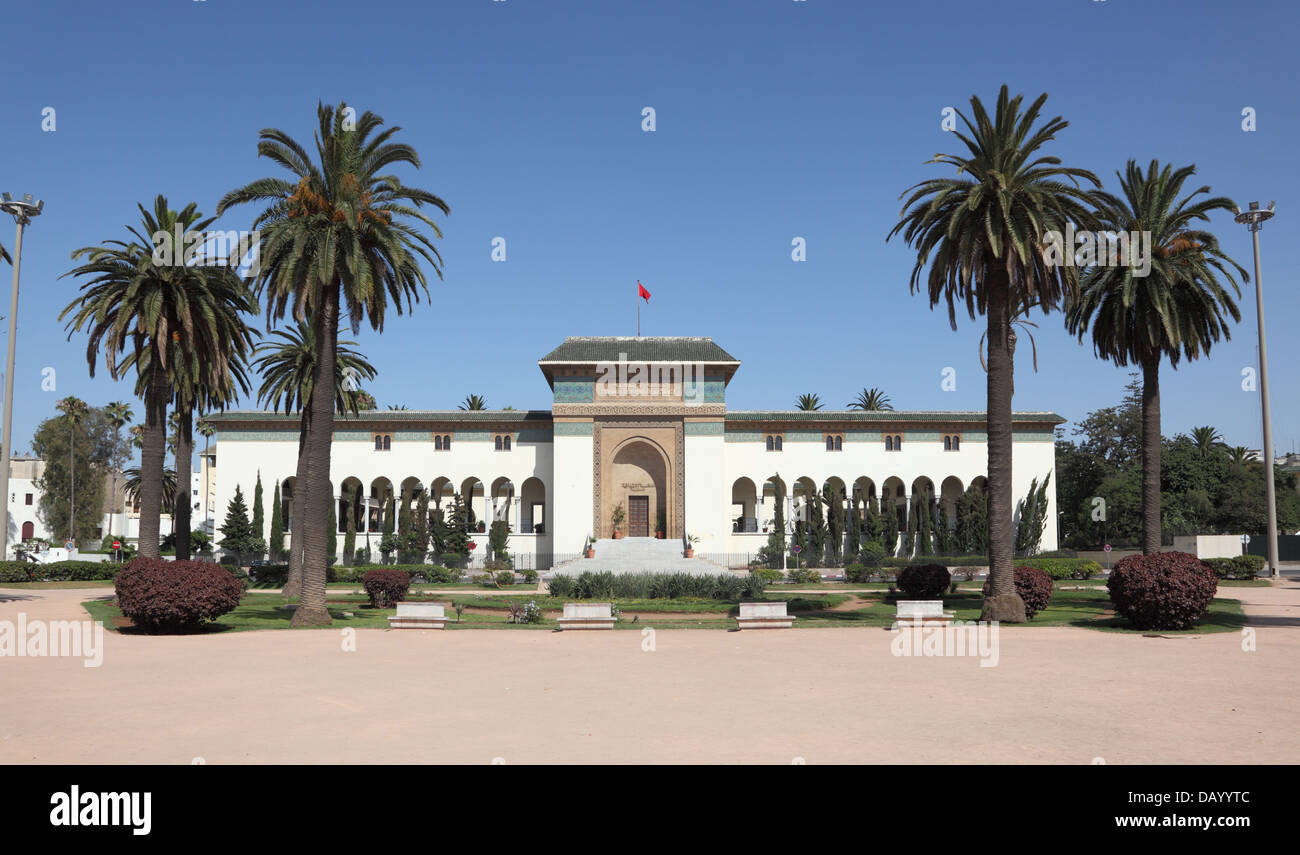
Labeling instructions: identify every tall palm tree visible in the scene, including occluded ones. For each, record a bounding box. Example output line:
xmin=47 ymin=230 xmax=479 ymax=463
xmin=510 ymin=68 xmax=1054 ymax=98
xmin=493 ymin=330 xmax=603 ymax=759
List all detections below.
xmin=252 ymin=319 xmax=376 ymax=596
xmin=55 ymin=396 xmax=88 ymax=542
xmin=218 ymin=102 xmax=449 ymax=626
xmin=104 ymin=401 xmax=133 ymax=539
xmin=1227 ymin=446 xmax=1253 ymax=467
xmin=1067 ymin=160 xmax=1245 ymax=554
xmin=848 ymin=388 xmax=892 ymax=411
xmin=889 ymin=85 xmax=1100 ymax=622
xmin=795 ymin=393 xmax=822 ymax=411
xmin=196 ymin=417 xmax=216 ymax=535
xmin=62 ymin=196 xmax=250 ymax=558
xmin=458 ymin=394 xmax=486 ymax=411
xmin=1191 ymin=425 xmax=1224 ymax=460
xmin=125 ymin=467 xmax=177 ymax=514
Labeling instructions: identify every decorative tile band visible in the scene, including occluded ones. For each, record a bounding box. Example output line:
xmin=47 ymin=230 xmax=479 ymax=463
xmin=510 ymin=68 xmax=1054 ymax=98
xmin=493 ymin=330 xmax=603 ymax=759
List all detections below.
xmin=684 ymin=421 xmax=725 ymax=436
xmin=554 ymin=378 xmax=595 ymax=403
xmin=553 ymin=422 xmax=594 ymax=436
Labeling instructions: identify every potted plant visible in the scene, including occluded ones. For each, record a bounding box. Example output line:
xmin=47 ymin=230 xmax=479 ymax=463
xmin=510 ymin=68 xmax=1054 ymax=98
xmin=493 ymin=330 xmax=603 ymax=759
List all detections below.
xmin=611 ymin=503 xmax=626 ymax=539
xmin=655 ymin=511 xmax=666 ymax=539
xmin=584 ymin=535 xmax=595 ymax=559
xmin=684 ymin=534 xmax=700 ymax=558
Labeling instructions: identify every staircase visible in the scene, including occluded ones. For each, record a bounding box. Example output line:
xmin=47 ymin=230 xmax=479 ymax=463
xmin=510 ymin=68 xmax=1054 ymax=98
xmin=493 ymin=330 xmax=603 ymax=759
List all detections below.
xmin=547 ymin=537 xmax=732 ymax=577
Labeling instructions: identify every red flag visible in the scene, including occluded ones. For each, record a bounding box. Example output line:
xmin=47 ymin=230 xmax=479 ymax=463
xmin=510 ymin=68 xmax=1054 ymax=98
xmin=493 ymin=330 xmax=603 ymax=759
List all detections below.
xmin=638 ymin=281 xmax=651 ymax=302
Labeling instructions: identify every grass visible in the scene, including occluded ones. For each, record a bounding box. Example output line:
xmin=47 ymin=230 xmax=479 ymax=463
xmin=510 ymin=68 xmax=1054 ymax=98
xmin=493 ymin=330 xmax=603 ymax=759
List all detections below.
xmin=80 ymin=586 xmax=1249 ymax=635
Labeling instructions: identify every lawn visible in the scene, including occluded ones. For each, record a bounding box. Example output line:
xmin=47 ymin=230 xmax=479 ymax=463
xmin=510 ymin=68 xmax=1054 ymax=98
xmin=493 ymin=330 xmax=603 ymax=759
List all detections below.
xmin=81 ymin=586 xmax=1246 ymax=634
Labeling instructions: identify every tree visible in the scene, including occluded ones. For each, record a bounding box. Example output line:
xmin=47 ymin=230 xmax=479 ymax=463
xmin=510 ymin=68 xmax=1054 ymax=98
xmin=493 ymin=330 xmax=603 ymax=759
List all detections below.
xmin=1067 ymin=160 xmax=1245 ymax=555
xmin=253 ymin=319 xmax=377 ymax=597
xmin=125 ymin=467 xmax=177 ymax=514
xmin=458 ymin=394 xmax=487 ymax=411
xmin=443 ymin=493 xmax=472 ymax=559
xmin=1014 ymin=473 xmax=1051 ymax=556
xmin=103 ymin=401 xmax=133 ymax=536
xmin=846 ymin=488 xmax=862 ymax=562
xmin=1190 ymin=426 xmax=1225 ymax=460
xmin=412 ymin=489 xmax=430 ymax=563
xmin=914 ymin=489 xmax=933 ymax=557
xmin=889 ymin=85 xmax=1100 ymax=622
xmin=54 ymin=396 xmax=89 ymax=542
xmin=757 ymin=476 xmax=786 ymax=569
xmin=220 ymin=103 xmax=449 ymax=625
xmin=219 ymin=485 xmax=265 ymax=563
xmin=32 ymin=405 xmax=113 ymax=544
xmin=848 ymin=388 xmax=892 ymax=411
xmin=343 ymin=488 xmax=357 ymax=565
xmin=795 ymin=393 xmax=822 ymax=411
xmin=880 ymin=498 xmax=898 ymax=557
xmin=269 ymin=480 xmax=285 ymax=561
xmin=61 ymin=196 xmax=254 ymax=559
xmin=327 ymin=499 xmax=338 ymax=566
xmin=252 ymin=473 xmax=266 ymax=560
xmin=822 ymin=484 xmax=845 ymax=565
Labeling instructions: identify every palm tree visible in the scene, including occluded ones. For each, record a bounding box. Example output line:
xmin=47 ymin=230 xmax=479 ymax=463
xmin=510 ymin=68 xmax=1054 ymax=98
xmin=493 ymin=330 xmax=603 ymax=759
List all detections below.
xmin=55 ymin=396 xmax=88 ymax=542
xmin=218 ymin=102 xmax=449 ymax=626
xmin=1067 ymin=160 xmax=1245 ymax=554
xmin=1227 ymin=446 xmax=1253 ymax=467
xmin=387 ymin=404 xmax=409 ymax=410
xmin=459 ymin=394 xmax=486 ymax=411
xmin=104 ymin=401 xmax=133 ymax=539
xmin=252 ymin=319 xmax=377 ymax=596
xmin=197 ymin=417 xmax=216 ymax=535
xmin=888 ymin=85 xmax=1100 ymax=622
xmin=795 ymin=393 xmax=822 ymax=411
xmin=1191 ymin=425 xmax=1225 ymax=460
xmin=61 ymin=196 xmax=251 ymax=559
xmin=848 ymin=388 xmax=892 ymax=411
xmin=125 ymin=467 xmax=178 ymax=514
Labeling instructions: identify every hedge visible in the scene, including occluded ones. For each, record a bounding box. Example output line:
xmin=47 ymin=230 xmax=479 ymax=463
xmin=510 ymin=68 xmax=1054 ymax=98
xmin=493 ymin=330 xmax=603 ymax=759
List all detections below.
xmin=547 ymin=571 xmax=767 ymax=600
xmin=1202 ymin=554 xmax=1265 ymax=580
xmin=115 ymin=557 xmax=243 ymax=632
xmin=1107 ymin=552 xmax=1217 ymax=630
xmin=1015 ymin=557 xmax=1104 ymax=580
xmin=0 ymin=560 xmax=120 ymax=583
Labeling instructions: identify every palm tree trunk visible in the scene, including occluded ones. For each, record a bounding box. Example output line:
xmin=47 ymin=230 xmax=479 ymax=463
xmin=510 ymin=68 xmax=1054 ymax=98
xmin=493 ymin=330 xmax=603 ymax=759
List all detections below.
xmin=137 ymin=366 xmax=169 ymax=559
xmin=981 ymin=270 xmax=1026 ymax=622
xmin=1141 ymin=357 xmax=1162 ymax=554
xmin=282 ymin=417 xmax=309 ymax=599
xmin=68 ymin=421 xmax=76 ymax=543
xmin=291 ymin=286 xmax=339 ymax=627
xmin=174 ymin=407 xmax=193 ymax=561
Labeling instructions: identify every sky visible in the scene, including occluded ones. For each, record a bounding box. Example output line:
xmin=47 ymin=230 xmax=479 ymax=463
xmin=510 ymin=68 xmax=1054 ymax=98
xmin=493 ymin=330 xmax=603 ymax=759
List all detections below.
xmin=1 ymin=0 xmax=1296 ymax=463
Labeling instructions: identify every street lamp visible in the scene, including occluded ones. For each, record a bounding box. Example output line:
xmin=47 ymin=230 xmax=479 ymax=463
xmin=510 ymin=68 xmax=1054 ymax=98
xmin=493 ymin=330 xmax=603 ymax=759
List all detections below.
xmin=1234 ymin=201 xmax=1279 ymax=579
xmin=0 ymin=194 xmax=43 ymax=561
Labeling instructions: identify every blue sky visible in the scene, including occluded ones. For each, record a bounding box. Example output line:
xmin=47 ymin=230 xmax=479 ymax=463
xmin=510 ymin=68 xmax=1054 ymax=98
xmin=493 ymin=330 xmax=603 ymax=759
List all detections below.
xmin=2 ymin=0 xmax=1296 ymax=460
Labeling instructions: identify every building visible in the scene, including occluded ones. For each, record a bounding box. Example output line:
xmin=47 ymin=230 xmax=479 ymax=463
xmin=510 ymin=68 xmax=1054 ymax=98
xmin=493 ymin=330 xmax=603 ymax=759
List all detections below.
xmin=206 ymin=337 xmax=1063 ymax=567
xmin=6 ymin=456 xmax=52 ymax=544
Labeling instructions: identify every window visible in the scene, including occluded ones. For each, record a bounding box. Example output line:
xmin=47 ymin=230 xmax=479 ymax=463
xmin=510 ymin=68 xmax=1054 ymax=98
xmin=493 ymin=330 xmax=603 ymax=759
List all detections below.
xmin=374 ymin=434 xmax=392 ymax=451
xmin=766 ymin=434 xmax=783 ymax=452
xmin=24 ymin=493 xmax=32 ymax=506
xmin=826 ymin=435 xmax=843 ymax=451
xmin=494 ymin=434 xmax=512 ymax=451
xmin=443 ymin=434 xmax=451 ymax=450
xmin=434 ymin=435 xmax=442 ymax=450
xmin=885 ymin=434 xmax=902 ymax=451
xmin=944 ymin=434 xmax=961 ymax=451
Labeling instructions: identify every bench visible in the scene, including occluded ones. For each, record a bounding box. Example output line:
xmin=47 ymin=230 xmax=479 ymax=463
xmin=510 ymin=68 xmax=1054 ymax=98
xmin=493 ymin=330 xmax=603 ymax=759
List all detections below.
xmin=894 ymin=600 xmax=954 ymax=626
xmin=557 ymin=602 xmax=616 ymax=630
xmin=737 ymin=601 xmax=794 ymax=630
xmin=388 ymin=601 xmax=450 ymax=630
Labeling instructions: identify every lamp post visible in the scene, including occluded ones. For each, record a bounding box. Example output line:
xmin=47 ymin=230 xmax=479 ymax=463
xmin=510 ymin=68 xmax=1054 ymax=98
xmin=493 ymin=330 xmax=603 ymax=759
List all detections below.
xmin=0 ymin=193 xmax=43 ymax=561
xmin=1234 ymin=201 xmax=1279 ymax=579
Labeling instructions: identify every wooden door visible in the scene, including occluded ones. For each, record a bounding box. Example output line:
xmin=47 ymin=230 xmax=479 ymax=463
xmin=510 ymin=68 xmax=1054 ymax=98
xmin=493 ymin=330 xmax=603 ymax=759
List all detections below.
xmin=628 ymin=496 xmax=649 ymax=537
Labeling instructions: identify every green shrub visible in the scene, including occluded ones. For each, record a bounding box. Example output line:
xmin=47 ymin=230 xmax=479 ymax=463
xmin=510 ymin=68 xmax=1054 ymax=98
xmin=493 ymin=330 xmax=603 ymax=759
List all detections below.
xmin=1016 ymin=557 xmax=1103 ymax=580
xmin=546 ymin=574 xmax=574 ymax=598
xmin=786 ymin=567 xmax=820 ymax=584
xmin=1202 ymin=554 xmax=1264 ymax=580
xmin=897 ymin=564 xmax=951 ymax=598
xmin=0 ymin=562 xmax=43 ymax=583
xmin=750 ymin=567 xmax=783 ymax=584
xmin=845 ymin=563 xmax=871 ymax=583
xmin=545 ymin=571 xmax=768 ymax=600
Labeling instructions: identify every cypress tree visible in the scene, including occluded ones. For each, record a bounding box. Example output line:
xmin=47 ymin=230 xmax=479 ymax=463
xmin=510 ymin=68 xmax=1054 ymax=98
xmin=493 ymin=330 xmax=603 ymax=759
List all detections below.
xmin=251 ymin=472 xmax=265 ymax=559
xmin=847 ymin=488 xmax=862 ymax=562
xmin=327 ymin=498 xmax=338 ymax=565
xmin=219 ymin=485 xmax=264 ymax=562
xmin=413 ymin=489 xmax=430 ymax=563
xmin=881 ymin=498 xmax=898 ymax=557
xmin=269 ymin=480 xmax=284 ymax=561
xmin=343 ymin=487 xmax=356 ymax=565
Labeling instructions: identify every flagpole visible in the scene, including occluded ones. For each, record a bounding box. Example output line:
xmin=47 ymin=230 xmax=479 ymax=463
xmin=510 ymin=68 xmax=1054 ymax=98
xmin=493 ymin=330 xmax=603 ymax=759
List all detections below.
xmin=637 ymin=301 xmax=641 ymax=336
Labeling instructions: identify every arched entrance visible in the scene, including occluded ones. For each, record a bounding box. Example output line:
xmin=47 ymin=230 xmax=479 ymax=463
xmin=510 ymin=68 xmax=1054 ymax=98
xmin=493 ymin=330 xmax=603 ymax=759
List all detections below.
xmin=605 ymin=438 xmax=670 ymax=539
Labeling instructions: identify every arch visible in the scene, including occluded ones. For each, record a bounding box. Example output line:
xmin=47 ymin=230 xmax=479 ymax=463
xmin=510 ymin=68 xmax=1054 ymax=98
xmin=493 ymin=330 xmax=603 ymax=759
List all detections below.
xmin=731 ymin=477 xmax=757 ymax=532
xmin=370 ymin=477 xmax=394 ymax=533
xmin=605 ymin=436 xmax=670 ymax=539
xmin=940 ymin=476 xmax=964 ymax=532
xmin=339 ymin=476 xmax=365 ymax=534
xmin=761 ymin=475 xmax=786 ymax=532
xmin=852 ymin=476 xmax=876 ymax=505
xmin=280 ymin=477 xmax=297 ymax=532
xmin=521 ymin=476 xmax=546 ymax=534
xmin=791 ymin=476 xmax=817 ymax=524
xmin=428 ymin=476 xmax=452 ymax=508
xmin=491 ymin=477 xmax=515 ymax=523
xmin=461 ymin=477 xmax=486 ymax=533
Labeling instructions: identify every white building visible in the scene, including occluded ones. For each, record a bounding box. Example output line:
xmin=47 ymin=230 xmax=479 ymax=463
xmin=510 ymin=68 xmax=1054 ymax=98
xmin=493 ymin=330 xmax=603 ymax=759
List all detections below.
xmin=206 ymin=337 xmax=1062 ymax=567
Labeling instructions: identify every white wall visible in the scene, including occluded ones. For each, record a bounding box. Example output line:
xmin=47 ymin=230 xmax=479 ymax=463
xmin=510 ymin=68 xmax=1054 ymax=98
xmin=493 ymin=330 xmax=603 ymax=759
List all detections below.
xmin=551 ymin=430 xmax=592 ymax=555
xmin=684 ymin=429 xmax=725 ymax=551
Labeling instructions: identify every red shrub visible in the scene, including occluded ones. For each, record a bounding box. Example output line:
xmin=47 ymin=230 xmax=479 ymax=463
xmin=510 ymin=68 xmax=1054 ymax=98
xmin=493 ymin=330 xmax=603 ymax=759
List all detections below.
xmin=983 ymin=566 xmax=1054 ymax=619
xmin=897 ymin=564 xmax=951 ymax=599
xmin=115 ymin=557 xmax=243 ymax=632
xmin=1107 ymin=552 xmax=1218 ymax=630
xmin=362 ymin=569 xmax=410 ymax=608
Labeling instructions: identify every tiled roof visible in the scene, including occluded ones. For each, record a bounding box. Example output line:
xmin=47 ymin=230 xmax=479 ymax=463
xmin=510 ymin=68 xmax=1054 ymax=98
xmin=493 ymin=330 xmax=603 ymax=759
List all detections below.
xmin=725 ymin=410 xmax=1065 ymax=424
xmin=539 ymin=337 xmax=739 ymax=364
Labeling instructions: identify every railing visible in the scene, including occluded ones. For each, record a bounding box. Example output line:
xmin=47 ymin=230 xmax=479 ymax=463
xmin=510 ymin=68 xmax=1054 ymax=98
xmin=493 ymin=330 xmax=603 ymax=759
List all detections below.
xmin=732 ymin=518 xmax=759 ymax=533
